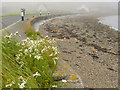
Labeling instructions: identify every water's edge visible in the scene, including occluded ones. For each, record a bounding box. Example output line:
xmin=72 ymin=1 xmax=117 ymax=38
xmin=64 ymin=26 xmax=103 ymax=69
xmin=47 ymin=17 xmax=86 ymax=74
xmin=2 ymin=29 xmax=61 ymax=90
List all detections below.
xmin=98 ymin=15 xmax=118 ymax=31
xmin=33 ymin=14 xmax=119 ymax=32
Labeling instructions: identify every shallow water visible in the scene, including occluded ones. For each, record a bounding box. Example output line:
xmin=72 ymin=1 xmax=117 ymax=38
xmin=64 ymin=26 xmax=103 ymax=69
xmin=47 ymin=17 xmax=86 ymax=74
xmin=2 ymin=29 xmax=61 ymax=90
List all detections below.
xmin=99 ymin=15 xmax=118 ymax=31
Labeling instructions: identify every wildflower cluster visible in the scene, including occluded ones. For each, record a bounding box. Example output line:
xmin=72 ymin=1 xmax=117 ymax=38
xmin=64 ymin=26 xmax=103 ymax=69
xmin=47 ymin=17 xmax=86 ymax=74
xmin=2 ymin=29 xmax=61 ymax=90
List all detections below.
xmin=2 ymin=32 xmax=59 ymax=88
xmin=17 ymin=72 xmax=41 ymax=88
xmin=15 ymin=37 xmax=59 ymax=68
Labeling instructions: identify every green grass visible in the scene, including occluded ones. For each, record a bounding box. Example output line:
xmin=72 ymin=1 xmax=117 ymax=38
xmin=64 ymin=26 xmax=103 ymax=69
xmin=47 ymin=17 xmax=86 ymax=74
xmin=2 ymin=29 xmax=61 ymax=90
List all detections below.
xmin=0 ymin=13 xmax=38 ymax=17
xmin=23 ymin=16 xmax=43 ymax=40
xmin=0 ymin=14 xmax=20 ymax=17
xmin=24 ymin=28 xmax=41 ymax=40
xmin=2 ymin=32 xmax=60 ymax=88
xmin=0 ymin=32 xmax=2 ymax=89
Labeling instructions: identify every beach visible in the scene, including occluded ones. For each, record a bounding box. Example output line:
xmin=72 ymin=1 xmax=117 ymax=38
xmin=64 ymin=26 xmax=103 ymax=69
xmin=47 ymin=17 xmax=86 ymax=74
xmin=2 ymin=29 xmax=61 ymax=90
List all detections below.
xmin=38 ymin=15 xmax=119 ymax=88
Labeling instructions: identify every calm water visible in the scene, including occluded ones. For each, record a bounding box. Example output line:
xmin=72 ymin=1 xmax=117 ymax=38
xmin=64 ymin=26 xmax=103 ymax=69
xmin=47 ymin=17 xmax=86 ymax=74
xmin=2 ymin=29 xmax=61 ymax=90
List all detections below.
xmin=99 ymin=15 xmax=118 ymax=30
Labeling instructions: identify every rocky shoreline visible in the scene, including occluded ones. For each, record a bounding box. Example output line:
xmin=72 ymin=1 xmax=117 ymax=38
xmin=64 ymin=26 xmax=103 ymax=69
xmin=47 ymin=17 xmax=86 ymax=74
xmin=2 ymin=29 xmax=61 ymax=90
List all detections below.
xmin=38 ymin=15 xmax=119 ymax=88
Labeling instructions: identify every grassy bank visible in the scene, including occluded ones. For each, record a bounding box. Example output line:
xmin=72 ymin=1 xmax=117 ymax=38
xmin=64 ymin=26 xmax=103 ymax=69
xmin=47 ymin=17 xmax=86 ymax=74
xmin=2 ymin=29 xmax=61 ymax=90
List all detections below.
xmin=0 ymin=13 xmax=38 ymax=17
xmin=23 ymin=16 xmax=41 ymax=40
xmin=2 ymin=31 xmax=60 ymax=88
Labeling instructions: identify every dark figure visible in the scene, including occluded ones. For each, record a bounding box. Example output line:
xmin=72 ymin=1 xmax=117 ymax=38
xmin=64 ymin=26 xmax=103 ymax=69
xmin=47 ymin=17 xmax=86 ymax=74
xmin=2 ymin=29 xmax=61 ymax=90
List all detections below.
xmin=21 ymin=16 xmax=24 ymax=21
xmin=48 ymin=12 xmax=50 ymax=15
xmin=39 ymin=10 xmax=42 ymax=16
xmin=21 ymin=8 xmax=25 ymax=21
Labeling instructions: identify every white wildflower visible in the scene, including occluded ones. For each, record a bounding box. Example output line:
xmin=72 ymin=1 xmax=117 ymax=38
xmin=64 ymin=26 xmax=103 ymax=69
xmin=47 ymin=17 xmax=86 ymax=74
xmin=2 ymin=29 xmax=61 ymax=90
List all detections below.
xmin=26 ymin=37 xmax=30 ymax=41
xmin=22 ymin=39 xmax=27 ymax=43
xmin=16 ymin=54 xmax=21 ymax=57
xmin=52 ymin=85 xmax=57 ymax=88
xmin=30 ymin=40 xmax=34 ymax=44
xmin=10 ymin=33 xmax=13 ymax=37
xmin=28 ymin=47 xmax=33 ymax=52
xmin=16 ymin=54 xmax=21 ymax=60
xmin=54 ymin=60 xmax=56 ymax=65
xmin=28 ymin=47 xmax=32 ymax=50
xmin=18 ymin=76 xmax=24 ymax=80
xmin=41 ymin=46 xmax=48 ymax=53
xmin=24 ymin=49 xmax=28 ymax=53
xmin=32 ymin=53 xmax=36 ymax=55
xmin=46 ymin=35 xmax=49 ymax=38
xmin=38 ymin=40 xmax=42 ymax=43
xmin=19 ymin=49 xmax=23 ymax=52
xmin=29 ymin=49 xmax=32 ymax=53
xmin=7 ymin=41 xmax=10 ymax=43
xmin=18 ymin=80 xmax=27 ymax=88
xmin=20 ymin=53 xmax=23 ymax=56
xmin=47 ymin=46 xmax=51 ymax=49
xmin=34 ymin=41 xmax=38 ymax=45
xmin=48 ymin=40 xmax=54 ymax=43
xmin=34 ymin=49 xmax=38 ymax=52
xmin=22 ymin=43 xmax=25 ymax=46
xmin=54 ymin=51 xmax=58 ymax=55
xmin=5 ymin=81 xmax=15 ymax=87
xmin=39 ymin=39 xmax=43 ymax=43
xmin=34 ymin=55 xmax=41 ymax=60
xmin=14 ymin=31 xmax=19 ymax=35
xmin=62 ymin=80 xmax=67 ymax=83
xmin=4 ymin=33 xmax=13 ymax=39
xmin=41 ymin=48 xmax=45 ymax=53
xmin=16 ymin=57 xmax=20 ymax=60
xmin=33 ymin=72 xmax=41 ymax=77
xmin=49 ymin=52 xmax=54 ymax=56
xmin=19 ymin=34 xmax=21 ymax=37
xmin=19 ymin=62 xmax=24 ymax=69
xmin=33 ymin=43 xmax=37 ymax=48
xmin=53 ymin=57 xmax=59 ymax=60
xmin=16 ymin=43 xmax=21 ymax=46
xmin=52 ymin=46 xmax=57 ymax=50
xmin=5 ymin=84 xmax=12 ymax=87
xmin=29 ymin=54 xmax=32 ymax=57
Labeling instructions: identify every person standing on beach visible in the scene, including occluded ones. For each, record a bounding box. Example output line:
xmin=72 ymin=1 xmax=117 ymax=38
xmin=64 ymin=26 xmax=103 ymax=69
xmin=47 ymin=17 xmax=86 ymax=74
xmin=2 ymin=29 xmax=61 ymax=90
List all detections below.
xmin=39 ymin=10 xmax=42 ymax=16
xmin=48 ymin=12 xmax=50 ymax=15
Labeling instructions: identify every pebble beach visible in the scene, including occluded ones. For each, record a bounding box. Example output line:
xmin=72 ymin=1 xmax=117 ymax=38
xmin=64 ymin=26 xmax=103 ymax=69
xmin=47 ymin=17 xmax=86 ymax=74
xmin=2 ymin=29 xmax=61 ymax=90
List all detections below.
xmin=38 ymin=15 xmax=119 ymax=88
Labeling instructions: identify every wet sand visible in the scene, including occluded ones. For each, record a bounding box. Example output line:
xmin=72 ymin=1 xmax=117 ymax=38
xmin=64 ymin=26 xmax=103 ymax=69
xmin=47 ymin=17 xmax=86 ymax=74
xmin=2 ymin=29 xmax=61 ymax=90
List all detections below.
xmin=38 ymin=15 xmax=119 ymax=88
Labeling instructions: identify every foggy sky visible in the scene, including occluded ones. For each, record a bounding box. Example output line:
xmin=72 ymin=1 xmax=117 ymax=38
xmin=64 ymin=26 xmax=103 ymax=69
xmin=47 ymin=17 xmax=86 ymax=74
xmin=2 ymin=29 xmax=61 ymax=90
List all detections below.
xmin=1 ymin=0 xmax=119 ymax=2
xmin=2 ymin=2 xmax=118 ymax=15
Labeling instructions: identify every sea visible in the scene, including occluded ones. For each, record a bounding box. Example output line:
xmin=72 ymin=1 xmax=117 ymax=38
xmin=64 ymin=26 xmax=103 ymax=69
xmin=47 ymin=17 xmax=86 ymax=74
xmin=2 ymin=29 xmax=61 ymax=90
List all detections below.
xmin=99 ymin=15 xmax=118 ymax=31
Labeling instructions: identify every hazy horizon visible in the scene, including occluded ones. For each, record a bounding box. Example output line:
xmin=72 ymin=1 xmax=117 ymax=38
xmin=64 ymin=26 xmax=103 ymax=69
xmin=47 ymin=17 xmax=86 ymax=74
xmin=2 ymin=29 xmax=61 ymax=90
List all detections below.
xmin=2 ymin=2 xmax=118 ymax=16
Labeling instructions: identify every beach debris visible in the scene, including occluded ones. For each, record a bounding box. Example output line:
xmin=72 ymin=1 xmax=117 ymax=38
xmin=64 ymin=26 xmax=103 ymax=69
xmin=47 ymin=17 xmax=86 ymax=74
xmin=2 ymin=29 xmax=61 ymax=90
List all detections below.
xmin=88 ymin=53 xmax=99 ymax=60
xmin=62 ymin=50 xmax=71 ymax=54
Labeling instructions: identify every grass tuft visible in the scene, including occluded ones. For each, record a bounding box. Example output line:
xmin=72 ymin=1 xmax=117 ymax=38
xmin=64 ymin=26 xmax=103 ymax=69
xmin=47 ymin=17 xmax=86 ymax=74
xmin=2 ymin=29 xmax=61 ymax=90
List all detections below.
xmin=23 ymin=16 xmax=42 ymax=40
